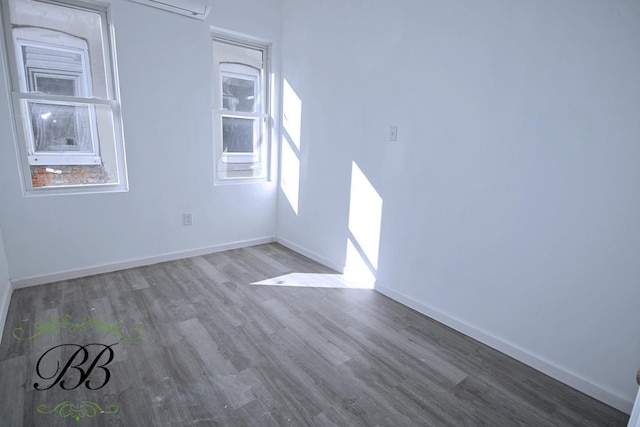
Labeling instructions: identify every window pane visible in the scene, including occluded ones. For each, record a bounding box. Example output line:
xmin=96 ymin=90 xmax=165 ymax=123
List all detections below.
xmin=23 ymin=45 xmax=84 ymax=95
xmin=222 ymin=117 xmax=256 ymax=153
xmin=25 ymin=103 xmax=122 ymax=185
xmin=34 ymin=76 xmax=77 ymax=96
xmin=28 ymin=101 xmax=93 ymax=153
xmin=222 ymin=75 xmax=255 ymax=112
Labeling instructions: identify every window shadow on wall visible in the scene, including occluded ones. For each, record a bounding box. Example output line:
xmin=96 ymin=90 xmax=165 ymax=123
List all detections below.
xmin=280 ymin=79 xmax=302 ymax=215
xmin=344 ymin=161 xmax=382 ymax=289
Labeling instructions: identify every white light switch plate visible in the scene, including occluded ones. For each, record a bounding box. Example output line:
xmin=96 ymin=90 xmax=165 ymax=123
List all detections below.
xmin=389 ymin=125 xmax=398 ymax=141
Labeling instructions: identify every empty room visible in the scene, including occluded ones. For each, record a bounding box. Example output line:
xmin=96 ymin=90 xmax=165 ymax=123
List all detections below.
xmin=0 ymin=0 xmax=638 ymax=425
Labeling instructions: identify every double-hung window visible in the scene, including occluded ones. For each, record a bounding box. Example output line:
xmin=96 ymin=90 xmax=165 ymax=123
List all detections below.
xmin=212 ymin=36 xmax=269 ymax=182
xmin=15 ymin=29 xmax=100 ymax=165
xmin=2 ymin=0 xmax=127 ymax=192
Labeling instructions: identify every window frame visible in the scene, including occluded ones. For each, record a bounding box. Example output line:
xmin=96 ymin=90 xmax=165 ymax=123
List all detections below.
xmin=0 ymin=0 xmax=128 ymax=195
xmin=15 ymin=31 xmax=101 ymax=165
xmin=211 ymin=31 xmax=271 ymax=184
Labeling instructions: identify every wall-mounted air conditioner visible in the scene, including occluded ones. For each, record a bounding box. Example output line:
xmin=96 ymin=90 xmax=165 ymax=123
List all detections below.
xmin=127 ymin=0 xmax=211 ymax=20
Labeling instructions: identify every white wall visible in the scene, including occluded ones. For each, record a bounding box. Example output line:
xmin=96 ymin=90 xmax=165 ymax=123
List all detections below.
xmin=278 ymin=0 xmax=640 ymax=413
xmin=0 ymin=0 xmax=281 ymax=282
xmin=0 ymin=225 xmax=11 ymax=341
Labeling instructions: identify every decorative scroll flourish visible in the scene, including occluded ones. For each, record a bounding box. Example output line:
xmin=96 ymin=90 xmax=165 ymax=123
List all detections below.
xmin=36 ymin=401 xmax=119 ymax=422
xmin=12 ymin=314 xmax=143 ymax=341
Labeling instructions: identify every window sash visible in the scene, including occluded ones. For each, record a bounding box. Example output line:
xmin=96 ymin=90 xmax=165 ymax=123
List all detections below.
xmin=215 ymin=110 xmax=267 ymax=120
xmin=15 ymin=36 xmax=93 ymax=94
xmin=220 ymin=65 xmax=260 ymax=114
xmin=13 ymin=91 xmax=118 ymax=106
xmin=13 ymin=93 xmax=108 ymax=164
xmin=219 ymin=115 xmax=262 ymax=161
xmin=13 ymin=95 xmax=118 ymax=165
xmin=31 ymin=73 xmax=80 ymax=96
xmin=12 ymin=27 xmax=102 ymax=165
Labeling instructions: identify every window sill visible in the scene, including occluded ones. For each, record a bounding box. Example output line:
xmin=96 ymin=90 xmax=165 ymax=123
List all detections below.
xmin=28 ymin=155 xmax=102 ymax=166
xmin=23 ymin=181 xmax=129 ymax=197
xmin=214 ymin=176 xmax=270 ymax=186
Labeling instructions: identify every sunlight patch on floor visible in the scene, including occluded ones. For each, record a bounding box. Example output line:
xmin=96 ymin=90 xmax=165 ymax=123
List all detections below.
xmin=251 ymin=273 xmax=373 ymax=289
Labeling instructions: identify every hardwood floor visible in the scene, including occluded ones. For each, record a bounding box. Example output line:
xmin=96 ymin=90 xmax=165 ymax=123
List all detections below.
xmin=0 ymin=243 xmax=629 ymax=426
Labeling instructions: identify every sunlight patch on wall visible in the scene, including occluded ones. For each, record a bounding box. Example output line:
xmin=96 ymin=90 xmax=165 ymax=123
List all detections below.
xmin=280 ymin=78 xmax=303 ymax=215
xmin=344 ymin=161 xmax=383 ymax=289
xmin=344 ymin=239 xmax=376 ymax=288
xmin=348 ymin=162 xmax=382 ymax=269
xmin=283 ymin=79 xmax=302 ymax=150
xmin=281 ymin=135 xmax=300 ymax=215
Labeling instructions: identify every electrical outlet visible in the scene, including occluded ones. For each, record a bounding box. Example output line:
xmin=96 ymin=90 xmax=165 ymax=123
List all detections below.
xmin=389 ymin=125 xmax=398 ymax=142
xmin=183 ymin=212 xmax=193 ymax=226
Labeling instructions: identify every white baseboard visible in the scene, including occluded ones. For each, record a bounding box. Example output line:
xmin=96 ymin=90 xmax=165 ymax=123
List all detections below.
xmin=0 ymin=280 xmax=12 ymax=344
xmin=628 ymin=388 xmax=640 ymax=427
xmin=275 ymin=237 xmax=345 ymax=273
xmin=4 ymin=235 xmax=633 ymax=415
xmin=374 ymin=282 xmax=634 ymax=415
xmin=11 ymin=236 xmax=275 ymax=289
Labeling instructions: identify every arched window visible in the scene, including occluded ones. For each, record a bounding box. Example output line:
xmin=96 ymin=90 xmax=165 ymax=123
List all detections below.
xmin=212 ymin=37 xmax=270 ymax=182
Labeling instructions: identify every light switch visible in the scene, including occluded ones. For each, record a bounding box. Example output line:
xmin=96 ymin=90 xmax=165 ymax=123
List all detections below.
xmin=183 ymin=212 xmax=193 ymax=226
xmin=389 ymin=125 xmax=398 ymax=142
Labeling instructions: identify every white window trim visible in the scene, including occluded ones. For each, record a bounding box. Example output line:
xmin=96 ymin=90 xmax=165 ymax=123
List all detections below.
xmin=212 ymin=32 xmax=271 ymax=184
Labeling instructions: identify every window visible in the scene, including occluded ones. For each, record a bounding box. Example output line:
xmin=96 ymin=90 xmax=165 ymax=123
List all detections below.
xmin=2 ymin=0 xmax=127 ymax=192
xmin=212 ymin=36 xmax=269 ymax=182
xmin=16 ymin=29 xmax=99 ymax=165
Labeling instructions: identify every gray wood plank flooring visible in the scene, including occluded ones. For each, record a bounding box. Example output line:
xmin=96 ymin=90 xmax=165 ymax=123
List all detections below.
xmin=0 ymin=243 xmax=629 ymax=426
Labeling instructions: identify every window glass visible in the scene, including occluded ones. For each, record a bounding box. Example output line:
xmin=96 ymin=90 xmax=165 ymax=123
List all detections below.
xmin=28 ymin=101 xmax=92 ymax=152
xmin=34 ymin=76 xmax=77 ymax=96
xmin=222 ymin=75 xmax=255 ymax=112
xmin=223 ymin=117 xmax=255 ymax=153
